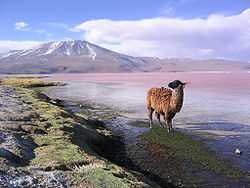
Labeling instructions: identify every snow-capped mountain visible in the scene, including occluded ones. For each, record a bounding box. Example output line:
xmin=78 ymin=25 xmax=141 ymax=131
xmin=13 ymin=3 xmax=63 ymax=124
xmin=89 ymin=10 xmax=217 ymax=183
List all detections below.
xmin=0 ymin=40 xmax=149 ymax=73
xmin=0 ymin=40 xmax=248 ymax=74
xmin=1 ymin=41 xmax=101 ymax=59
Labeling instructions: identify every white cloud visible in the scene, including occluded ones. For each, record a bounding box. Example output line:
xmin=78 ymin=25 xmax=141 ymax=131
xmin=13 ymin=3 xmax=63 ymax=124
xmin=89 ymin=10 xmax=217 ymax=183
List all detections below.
xmin=14 ymin=22 xmax=48 ymax=34
xmin=72 ymin=9 xmax=250 ymax=60
xmin=0 ymin=40 xmax=42 ymax=53
xmin=15 ymin=22 xmax=29 ymax=31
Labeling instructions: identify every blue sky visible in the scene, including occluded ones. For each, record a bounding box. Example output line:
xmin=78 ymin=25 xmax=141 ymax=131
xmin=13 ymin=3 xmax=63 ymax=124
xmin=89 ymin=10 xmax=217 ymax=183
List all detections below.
xmin=0 ymin=0 xmax=250 ymax=60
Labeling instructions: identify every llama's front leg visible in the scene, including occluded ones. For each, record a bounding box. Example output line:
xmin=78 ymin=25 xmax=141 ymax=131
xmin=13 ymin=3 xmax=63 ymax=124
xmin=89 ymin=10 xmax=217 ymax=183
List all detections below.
xmin=164 ymin=114 xmax=171 ymax=133
xmin=148 ymin=108 xmax=154 ymax=128
xmin=156 ymin=112 xmax=163 ymax=127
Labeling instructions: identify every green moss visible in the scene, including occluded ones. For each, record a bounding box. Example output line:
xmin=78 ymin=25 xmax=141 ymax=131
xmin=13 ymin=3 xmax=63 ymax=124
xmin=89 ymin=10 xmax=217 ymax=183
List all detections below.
xmin=29 ymin=100 xmax=98 ymax=168
xmin=0 ymin=77 xmax=64 ymax=88
xmin=32 ymin=135 xmax=88 ymax=169
xmin=85 ymin=168 xmax=133 ymax=188
xmin=142 ymin=126 xmax=244 ymax=179
xmin=3 ymin=86 xmax=97 ymax=170
xmin=73 ymin=165 xmax=158 ymax=188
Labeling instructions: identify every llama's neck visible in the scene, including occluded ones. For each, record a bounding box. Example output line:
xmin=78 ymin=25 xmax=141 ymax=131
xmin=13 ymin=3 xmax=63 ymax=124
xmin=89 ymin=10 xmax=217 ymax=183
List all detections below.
xmin=170 ymin=87 xmax=184 ymax=113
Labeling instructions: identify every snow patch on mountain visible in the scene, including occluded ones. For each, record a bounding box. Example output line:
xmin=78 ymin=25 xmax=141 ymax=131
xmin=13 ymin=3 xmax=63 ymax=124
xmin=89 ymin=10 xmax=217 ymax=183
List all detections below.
xmin=64 ymin=48 xmax=71 ymax=56
xmin=19 ymin=49 xmax=34 ymax=57
xmin=44 ymin=41 xmax=63 ymax=55
xmin=0 ymin=51 xmax=19 ymax=58
xmin=86 ymin=43 xmax=97 ymax=61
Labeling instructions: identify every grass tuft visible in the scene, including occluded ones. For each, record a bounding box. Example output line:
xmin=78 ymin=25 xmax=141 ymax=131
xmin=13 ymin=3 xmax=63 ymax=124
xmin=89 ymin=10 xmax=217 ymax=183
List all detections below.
xmin=0 ymin=77 xmax=64 ymax=88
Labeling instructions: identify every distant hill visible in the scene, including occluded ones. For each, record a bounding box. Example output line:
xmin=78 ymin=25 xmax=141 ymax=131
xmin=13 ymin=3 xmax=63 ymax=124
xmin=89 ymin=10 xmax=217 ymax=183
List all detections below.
xmin=140 ymin=57 xmax=250 ymax=72
xmin=0 ymin=40 xmax=248 ymax=73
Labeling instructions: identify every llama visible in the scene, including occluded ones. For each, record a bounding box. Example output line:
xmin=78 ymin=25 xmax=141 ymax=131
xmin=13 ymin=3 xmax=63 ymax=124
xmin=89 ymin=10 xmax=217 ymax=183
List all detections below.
xmin=146 ymin=80 xmax=187 ymax=132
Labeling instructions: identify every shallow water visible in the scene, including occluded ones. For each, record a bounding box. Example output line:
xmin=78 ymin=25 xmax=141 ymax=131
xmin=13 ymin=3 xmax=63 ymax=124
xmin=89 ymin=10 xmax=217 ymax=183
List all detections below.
xmin=45 ymin=72 xmax=250 ymax=172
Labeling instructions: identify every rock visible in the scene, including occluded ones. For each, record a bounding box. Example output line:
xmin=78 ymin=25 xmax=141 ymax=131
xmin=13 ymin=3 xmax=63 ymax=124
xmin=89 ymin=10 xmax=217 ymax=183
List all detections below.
xmin=235 ymin=148 xmax=242 ymax=155
xmin=0 ymin=132 xmax=36 ymax=163
xmin=21 ymin=124 xmax=46 ymax=134
xmin=0 ymin=122 xmax=22 ymax=132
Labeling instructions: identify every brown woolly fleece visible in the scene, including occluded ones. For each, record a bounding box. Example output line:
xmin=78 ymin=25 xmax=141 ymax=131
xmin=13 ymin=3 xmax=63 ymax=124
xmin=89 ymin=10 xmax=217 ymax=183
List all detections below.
xmin=147 ymin=85 xmax=184 ymax=131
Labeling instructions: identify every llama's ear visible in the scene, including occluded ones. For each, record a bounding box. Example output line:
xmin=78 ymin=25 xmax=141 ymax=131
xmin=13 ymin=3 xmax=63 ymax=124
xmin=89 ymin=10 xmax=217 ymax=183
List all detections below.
xmin=182 ymin=82 xmax=189 ymax=88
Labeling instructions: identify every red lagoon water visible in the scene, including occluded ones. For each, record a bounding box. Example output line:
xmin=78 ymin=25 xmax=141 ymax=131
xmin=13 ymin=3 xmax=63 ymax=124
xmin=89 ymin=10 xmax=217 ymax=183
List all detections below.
xmin=46 ymin=71 xmax=250 ymax=125
xmin=48 ymin=71 xmax=250 ymax=94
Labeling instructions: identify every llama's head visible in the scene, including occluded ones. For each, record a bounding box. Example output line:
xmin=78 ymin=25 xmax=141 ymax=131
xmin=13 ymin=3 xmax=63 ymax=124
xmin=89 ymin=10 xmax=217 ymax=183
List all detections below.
xmin=168 ymin=80 xmax=187 ymax=90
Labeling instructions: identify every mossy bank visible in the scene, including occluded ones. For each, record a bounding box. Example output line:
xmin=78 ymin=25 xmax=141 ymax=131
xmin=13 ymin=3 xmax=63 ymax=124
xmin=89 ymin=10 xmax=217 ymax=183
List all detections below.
xmin=0 ymin=77 xmax=160 ymax=188
xmin=141 ymin=126 xmax=250 ymax=187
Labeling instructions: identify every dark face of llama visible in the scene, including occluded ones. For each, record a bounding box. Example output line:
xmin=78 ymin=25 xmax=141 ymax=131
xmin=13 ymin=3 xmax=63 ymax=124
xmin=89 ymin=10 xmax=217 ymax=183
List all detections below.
xmin=168 ymin=80 xmax=185 ymax=89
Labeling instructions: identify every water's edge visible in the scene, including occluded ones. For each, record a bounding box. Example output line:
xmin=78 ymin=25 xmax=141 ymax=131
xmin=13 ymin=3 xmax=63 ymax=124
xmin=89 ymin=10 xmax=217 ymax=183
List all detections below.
xmin=45 ymin=87 xmax=250 ymax=187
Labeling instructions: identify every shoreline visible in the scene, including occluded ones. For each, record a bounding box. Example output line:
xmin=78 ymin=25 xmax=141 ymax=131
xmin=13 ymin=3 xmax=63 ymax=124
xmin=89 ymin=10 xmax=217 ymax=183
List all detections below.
xmin=0 ymin=77 xmax=250 ymax=187
xmin=59 ymin=98 xmax=250 ymax=187
xmin=0 ymin=78 xmax=161 ymax=188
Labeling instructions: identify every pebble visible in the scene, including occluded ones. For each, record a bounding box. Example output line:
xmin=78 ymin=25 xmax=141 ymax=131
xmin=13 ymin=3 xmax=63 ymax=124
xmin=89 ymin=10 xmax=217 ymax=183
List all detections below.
xmin=235 ymin=148 xmax=242 ymax=155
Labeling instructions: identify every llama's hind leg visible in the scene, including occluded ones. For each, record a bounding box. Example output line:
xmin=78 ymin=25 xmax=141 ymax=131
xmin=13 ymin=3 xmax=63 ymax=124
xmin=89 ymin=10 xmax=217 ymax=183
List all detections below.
xmin=166 ymin=120 xmax=171 ymax=133
xmin=148 ymin=108 xmax=154 ymax=128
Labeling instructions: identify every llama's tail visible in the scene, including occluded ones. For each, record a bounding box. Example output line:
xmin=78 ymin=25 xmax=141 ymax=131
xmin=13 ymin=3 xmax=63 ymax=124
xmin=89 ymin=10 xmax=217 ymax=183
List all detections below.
xmin=146 ymin=89 xmax=153 ymax=110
